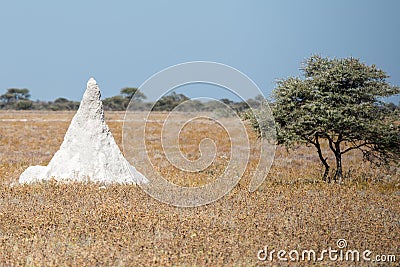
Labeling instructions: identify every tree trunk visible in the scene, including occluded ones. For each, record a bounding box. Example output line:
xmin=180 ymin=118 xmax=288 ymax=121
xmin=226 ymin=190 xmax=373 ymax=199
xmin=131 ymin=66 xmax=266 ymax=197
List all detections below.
xmin=315 ymin=134 xmax=330 ymax=182
xmin=334 ymin=141 xmax=343 ymax=183
xmin=323 ymin=163 xmax=330 ymax=183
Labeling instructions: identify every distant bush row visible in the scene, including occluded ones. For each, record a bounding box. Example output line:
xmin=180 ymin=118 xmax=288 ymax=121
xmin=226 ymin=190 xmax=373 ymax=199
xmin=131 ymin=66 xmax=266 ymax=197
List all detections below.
xmin=0 ymin=88 xmax=80 ymax=111
xmin=0 ymin=87 xmax=146 ymax=111
xmin=0 ymin=87 xmax=276 ymax=113
xmin=1 ymin=86 xmax=399 ymax=112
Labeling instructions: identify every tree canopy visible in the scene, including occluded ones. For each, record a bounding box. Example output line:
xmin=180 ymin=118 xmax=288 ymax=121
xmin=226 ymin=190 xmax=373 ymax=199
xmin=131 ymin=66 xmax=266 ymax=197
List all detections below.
xmin=152 ymin=92 xmax=190 ymax=111
xmin=120 ymin=87 xmax=146 ymax=102
xmin=0 ymin=88 xmax=30 ymax=103
xmin=272 ymin=55 xmax=400 ymax=182
xmin=0 ymin=88 xmax=33 ymax=110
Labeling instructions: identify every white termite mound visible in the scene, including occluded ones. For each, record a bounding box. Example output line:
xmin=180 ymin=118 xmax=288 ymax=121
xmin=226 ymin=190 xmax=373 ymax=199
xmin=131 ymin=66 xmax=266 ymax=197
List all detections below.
xmin=19 ymin=78 xmax=148 ymax=184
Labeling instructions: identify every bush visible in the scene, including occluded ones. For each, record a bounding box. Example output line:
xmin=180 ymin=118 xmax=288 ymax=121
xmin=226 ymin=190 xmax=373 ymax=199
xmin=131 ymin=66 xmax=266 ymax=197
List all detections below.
xmin=16 ymin=100 xmax=33 ymax=110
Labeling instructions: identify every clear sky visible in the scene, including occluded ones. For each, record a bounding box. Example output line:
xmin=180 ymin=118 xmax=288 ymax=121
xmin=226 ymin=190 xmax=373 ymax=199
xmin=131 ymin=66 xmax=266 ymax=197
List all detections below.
xmin=0 ymin=0 xmax=399 ymax=103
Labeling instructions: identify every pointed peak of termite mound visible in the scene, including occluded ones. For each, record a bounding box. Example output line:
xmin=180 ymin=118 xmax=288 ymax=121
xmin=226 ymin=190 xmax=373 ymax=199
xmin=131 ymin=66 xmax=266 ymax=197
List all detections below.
xmin=87 ymin=77 xmax=97 ymax=86
xmin=83 ymin=77 xmax=100 ymax=104
xmin=19 ymin=78 xmax=148 ymax=185
xmin=77 ymin=77 xmax=104 ymax=121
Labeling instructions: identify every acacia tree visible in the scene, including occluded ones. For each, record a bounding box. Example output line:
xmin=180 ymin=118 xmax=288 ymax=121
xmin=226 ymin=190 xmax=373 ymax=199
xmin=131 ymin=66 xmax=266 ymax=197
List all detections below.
xmin=273 ymin=55 xmax=400 ymax=182
xmin=153 ymin=92 xmax=189 ymax=111
xmin=0 ymin=88 xmax=30 ymax=103
xmin=120 ymin=87 xmax=146 ymax=102
xmin=103 ymin=88 xmax=147 ymax=110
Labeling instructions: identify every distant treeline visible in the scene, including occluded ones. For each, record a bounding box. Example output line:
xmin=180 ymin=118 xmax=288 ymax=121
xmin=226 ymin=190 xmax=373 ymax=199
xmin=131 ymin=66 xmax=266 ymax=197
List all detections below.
xmin=0 ymin=88 xmax=80 ymax=111
xmin=1 ymin=87 xmax=399 ymax=112
xmin=0 ymin=87 xmax=280 ymax=113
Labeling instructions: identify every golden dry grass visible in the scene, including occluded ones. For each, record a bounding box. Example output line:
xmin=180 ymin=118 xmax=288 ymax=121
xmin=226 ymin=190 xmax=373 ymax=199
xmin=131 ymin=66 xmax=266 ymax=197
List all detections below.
xmin=0 ymin=111 xmax=399 ymax=266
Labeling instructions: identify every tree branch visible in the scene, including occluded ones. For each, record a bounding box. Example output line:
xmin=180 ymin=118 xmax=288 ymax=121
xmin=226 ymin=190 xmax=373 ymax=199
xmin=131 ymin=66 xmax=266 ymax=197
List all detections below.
xmin=302 ymin=134 xmax=317 ymax=146
xmin=325 ymin=134 xmax=336 ymax=154
xmin=341 ymin=141 xmax=373 ymax=154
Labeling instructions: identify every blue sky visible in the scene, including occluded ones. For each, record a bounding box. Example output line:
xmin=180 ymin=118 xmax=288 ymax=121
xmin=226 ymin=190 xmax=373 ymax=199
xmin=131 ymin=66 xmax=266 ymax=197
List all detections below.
xmin=0 ymin=1 xmax=399 ymax=103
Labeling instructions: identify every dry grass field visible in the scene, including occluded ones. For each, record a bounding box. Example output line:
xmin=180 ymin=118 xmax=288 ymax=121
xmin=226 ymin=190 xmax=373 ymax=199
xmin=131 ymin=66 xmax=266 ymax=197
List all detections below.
xmin=0 ymin=111 xmax=399 ymax=266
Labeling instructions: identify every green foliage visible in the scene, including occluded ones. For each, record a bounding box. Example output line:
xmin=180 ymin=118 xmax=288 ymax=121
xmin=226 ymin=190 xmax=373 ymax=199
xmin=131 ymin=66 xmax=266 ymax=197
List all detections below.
xmin=272 ymin=55 xmax=400 ymax=182
xmin=120 ymin=87 xmax=146 ymax=102
xmin=0 ymin=93 xmax=15 ymax=104
xmin=0 ymin=86 xmax=150 ymax=111
xmin=0 ymin=88 xmax=31 ymax=103
xmin=0 ymin=88 xmax=32 ymax=109
xmin=0 ymin=88 xmax=80 ymax=111
xmin=103 ymin=87 xmax=148 ymax=110
xmin=16 ymin=100 xmax=33 ymax=110
xmin=0 ymin=88 xmax=33 ymax=110
xmin=242 ymin=100 xmax=276 ymax=140
xmin=153 ymin=92 xmax=190 ymax=111
xmin=49 ymin=98 xmax=80 ymax=111
xmin=0 ymin=86 xmax=256 ymax=113
xmin=103 ymin=95 xmax=128 ymax=111
xmin=54 ymin=97 xmax=69 ymax=104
